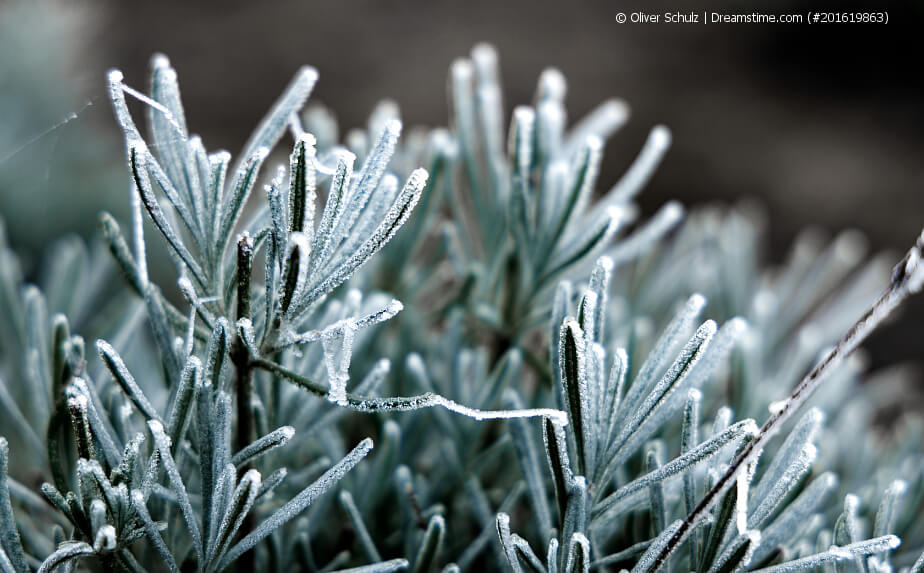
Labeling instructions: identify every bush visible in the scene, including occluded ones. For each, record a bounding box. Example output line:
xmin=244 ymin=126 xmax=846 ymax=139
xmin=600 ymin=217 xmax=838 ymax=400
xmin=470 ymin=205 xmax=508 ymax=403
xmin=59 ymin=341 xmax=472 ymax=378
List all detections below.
xmin=0 ymin=44 xmax=921 ymax=572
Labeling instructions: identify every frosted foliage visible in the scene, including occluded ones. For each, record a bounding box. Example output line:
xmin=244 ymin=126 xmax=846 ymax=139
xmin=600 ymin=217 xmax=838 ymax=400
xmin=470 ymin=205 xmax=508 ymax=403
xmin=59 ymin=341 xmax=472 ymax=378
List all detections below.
xmin=753 ymin=536 xmax=901 ymax=573
xmin=631 ymin=521 xmax=684 ymax=573
xmin=607 ymin=125 xmax=672 ymax=205
xmin=219 ymin=438 xmax=373 ymax=569
xmin=280 ymin=298 xmax=402 ymax=348
xmin=0 ymin=40 xmax=920 ymax=573
xmin=594 ymin=419 xmax=759 ymax=520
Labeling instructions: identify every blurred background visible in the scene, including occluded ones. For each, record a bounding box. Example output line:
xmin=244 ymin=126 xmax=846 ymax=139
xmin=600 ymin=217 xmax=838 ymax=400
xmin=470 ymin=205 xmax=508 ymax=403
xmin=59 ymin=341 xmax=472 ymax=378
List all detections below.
xmin=1 ymin=0 xmax=921 ymax=374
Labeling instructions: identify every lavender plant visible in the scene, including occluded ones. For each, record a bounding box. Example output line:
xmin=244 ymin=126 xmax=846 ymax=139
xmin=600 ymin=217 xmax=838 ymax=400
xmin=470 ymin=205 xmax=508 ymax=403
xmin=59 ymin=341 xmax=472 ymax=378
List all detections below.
xmin=0 ymin=43 xmax=921 ymax=573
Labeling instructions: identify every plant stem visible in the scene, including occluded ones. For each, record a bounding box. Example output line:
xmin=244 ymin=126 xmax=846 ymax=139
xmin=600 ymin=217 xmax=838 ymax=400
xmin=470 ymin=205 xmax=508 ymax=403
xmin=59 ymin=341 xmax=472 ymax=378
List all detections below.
xmin=230 ymin=233 xmax=256 ymax=570
xmin=232 ymin=233 xmax=256 ymax=459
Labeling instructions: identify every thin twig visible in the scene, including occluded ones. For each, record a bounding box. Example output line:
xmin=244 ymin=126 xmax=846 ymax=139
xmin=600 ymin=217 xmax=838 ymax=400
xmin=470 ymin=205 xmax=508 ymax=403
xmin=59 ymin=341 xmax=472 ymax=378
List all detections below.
xmin=649 ymin=230 xmax=924 ymax=572
xmin=250 ymin=357 xmax=568 ymax=425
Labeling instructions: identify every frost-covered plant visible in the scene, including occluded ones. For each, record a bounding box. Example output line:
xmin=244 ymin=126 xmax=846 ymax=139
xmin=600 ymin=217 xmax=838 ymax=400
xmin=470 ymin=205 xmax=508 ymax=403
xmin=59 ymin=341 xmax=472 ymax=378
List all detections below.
xmin=0 ymin=43 xmax=922 ymax=573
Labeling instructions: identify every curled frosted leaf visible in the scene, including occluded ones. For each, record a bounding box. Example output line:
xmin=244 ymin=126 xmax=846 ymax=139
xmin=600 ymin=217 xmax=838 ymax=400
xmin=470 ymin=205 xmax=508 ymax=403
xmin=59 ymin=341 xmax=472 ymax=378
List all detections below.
xmin=323 ymin=318 xmax=356 ymax=405
xmin=509 ymin=534 xmax=546 ymax=573
xmin=36 ymin=541 xmax=94 ymax=573
xmin=496 ymin=513 xmax=523 ymax=573
xmin=92 ymin=524 xmax=117 ymax=553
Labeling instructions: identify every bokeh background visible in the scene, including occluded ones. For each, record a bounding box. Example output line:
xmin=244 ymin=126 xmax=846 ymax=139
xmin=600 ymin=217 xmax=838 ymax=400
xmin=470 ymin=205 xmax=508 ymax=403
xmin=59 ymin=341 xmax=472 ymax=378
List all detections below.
xmin=1 ymin=0 xmax=922 ymax=377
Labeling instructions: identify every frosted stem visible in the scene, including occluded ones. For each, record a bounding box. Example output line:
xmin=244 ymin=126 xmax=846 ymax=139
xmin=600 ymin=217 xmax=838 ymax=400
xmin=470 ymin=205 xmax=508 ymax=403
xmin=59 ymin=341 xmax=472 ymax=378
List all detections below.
xmin=251 ymin=357 xmax=568 ymax=426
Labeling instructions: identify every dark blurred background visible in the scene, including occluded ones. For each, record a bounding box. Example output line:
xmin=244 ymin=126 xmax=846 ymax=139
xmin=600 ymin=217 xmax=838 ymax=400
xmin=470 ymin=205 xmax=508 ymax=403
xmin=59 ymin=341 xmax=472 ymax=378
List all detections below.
xmin=1 ymin=0 xmax=922 ymax=374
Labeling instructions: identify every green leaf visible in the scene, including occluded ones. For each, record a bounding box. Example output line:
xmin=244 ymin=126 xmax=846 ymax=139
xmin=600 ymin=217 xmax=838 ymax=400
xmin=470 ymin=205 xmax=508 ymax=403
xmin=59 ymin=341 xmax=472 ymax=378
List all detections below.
xmin=542 ymin=417 xmax=572 ymax=522
xmin=412 ymin=514 xmax=445 ymax=573
xmin=0 ymin=440 xmax=28 ymax=573
xmin=36 ymin=541 xmax=94 ymax=573
xmin=148 ymin=420 xmax=203 ymax=563
xmin=564 ymin=532 xmax=589 ymax=573
xmin=558 ymin=319 xmax=589 ymax=475
xmin=288 ymin=134 xmax=317 ymax=238
xmin=216 ymin=147 xmax=269 ymax=275
xmin=130 ymin=490 xmax=180 ymax=573
xmin=236 ymin=66 xmax=318 ymax=178
xmin=219 ymin=438 xmax=373 ymax=570
xmin=129 ymin=144 xmax=208 ymax=289
xmin=97 ymin=340 xmax=161 ymax=422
